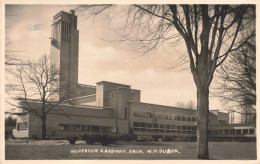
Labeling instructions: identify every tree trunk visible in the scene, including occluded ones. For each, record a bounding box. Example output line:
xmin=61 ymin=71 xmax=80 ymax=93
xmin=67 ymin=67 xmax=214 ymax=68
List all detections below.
xmin=197 ymin=87 xmax=209 ymax=159
xmin=42 ymin=116 xmax=47 ymax=140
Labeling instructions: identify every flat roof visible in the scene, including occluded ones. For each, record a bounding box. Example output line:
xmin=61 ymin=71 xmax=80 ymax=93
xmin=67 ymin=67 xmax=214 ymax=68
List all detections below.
xmin=129 ymin=101 xmax=197 ymax=112
xmin=23 ymin=99 xmax=111 ymax=110
xmin=65 ymin=94 xmax=96 ymax=101
xmin=53 ymin=10 xmax=75 ymax=19
xmin=96 ymin=81 xmax=130 ymax=87
xmin=209 ymin=123 xmax=256 ymax=127
xmin=78 ymin=83 xmax=96 ymax=88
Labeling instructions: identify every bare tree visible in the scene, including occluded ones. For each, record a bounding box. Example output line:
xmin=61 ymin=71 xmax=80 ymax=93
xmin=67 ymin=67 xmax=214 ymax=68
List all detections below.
xmin=76 ymin=4 xmax=255 ymax=159
xmin=5 ymin=13 xmax=23 ymax=67
xmin=175 ymin=101 xmax=185 ymax=108
xmin=186 ymin=100 xmax=196 ymax=110
xmin=214 ymin=38 xmax=256 ymax=123
xmin=8 ymin=55 xmax=69 ymax=139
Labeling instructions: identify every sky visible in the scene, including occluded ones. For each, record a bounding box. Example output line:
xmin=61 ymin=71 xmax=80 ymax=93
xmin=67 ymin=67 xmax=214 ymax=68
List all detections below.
xmin=5 ymin=5 xmax=225 ymax=113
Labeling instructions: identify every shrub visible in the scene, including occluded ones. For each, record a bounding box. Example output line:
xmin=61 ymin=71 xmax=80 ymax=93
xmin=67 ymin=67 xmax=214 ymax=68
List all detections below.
xmin=81 ymin=133 xmax=118 ymax=146
xmin=152 ymin=135 xmax=163 ymax=141
xmin=119 ymin=135 xmax=137 ymax=141
xmin=31 ymin=135 xmax=39 ymax=140
xmin=80 ymin=134 xmax=96 ymax=145
xmin=67 ymin=135 xmax=77 ymax=144
xmin=95 ymin=134 xmax=118 ymax=146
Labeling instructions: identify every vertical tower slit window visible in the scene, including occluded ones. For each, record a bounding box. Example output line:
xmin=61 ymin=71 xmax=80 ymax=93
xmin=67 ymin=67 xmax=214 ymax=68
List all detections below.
xmin=68 ymin=23 xmax=71 ymax=43
xmin=65 ymin=22 xmax=67 ymax=43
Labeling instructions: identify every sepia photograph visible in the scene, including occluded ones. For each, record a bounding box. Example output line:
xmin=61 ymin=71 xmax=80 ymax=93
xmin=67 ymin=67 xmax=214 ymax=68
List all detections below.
xmin=2 ymin=2 xmax=257 ymax=162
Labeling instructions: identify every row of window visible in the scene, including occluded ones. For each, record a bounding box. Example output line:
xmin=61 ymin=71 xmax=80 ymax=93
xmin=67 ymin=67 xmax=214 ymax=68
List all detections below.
xmin=133 ymin=111 xmax=196 ymax=122
xmin=209 ymin=128 xmax=255 ymax=135
xmin=133 ymin=128 xmax=196 ymax=134
xmin=133 ymin=122 xmax=196 ymax=134
xmin=58 ymin=124 xmax=116 ymax=133
xmin=133 ymin=122 xmax=255 ymax=136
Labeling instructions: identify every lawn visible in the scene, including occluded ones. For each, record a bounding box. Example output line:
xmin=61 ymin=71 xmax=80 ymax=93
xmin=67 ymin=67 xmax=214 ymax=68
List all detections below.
xmin=5 ymin=139 xmax=256 ymax=160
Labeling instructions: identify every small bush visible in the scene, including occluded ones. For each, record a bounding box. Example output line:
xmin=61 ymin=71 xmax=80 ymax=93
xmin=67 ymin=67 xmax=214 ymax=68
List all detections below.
xmin=81 ymin=134 xmax=96 ymax=145
xmin=119 ymin=135 xmax=137 ymax=141
xmin=67 ymin=135 xmax=77 ymax=144
xmin=95 ymin=134 xmax=118 ymax=146
xmin=152 ymin=135 xmax=163 ymax=141
xmin=31 ymin=135 xmax=39 ymax=140
xmin=81 ymin=133 xmax=118 ymax=146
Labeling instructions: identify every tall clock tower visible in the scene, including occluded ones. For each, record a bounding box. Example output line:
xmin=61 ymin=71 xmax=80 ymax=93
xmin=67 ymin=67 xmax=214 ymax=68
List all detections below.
xmin=50 ymin=10 xmax=79 ymax=100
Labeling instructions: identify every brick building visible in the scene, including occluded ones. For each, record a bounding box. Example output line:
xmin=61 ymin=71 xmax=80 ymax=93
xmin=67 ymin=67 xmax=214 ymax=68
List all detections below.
xmin=12 ymin=10 xmax=255 ymax=140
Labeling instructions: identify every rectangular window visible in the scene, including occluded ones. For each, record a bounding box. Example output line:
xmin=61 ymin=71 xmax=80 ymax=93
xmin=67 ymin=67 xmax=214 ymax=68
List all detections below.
xmin=18 ymin=122 xmax=27 ymax=130
xmin=217 ymin=130 xmax=223 ymax=134
xmin=230 ymin=129 xmax=235 ymax=134
xmin=141 ymin=128 xmax=146 ymax=132
xmin=160 ymin=129 xmax=165 ymax=133
xmin=171 ymin=124 xmax=176 ymax=129
xmin=224 ymin=129 xmax=229 ymax=134
xmin=133 ymin=122 xmax=139 ymax=127
xmin=147 ymin=112 xmax=153 ymax=118
xmin=235 ymin=129 xmax=241 ymax=134
xmin=68 ymin=23 xmax=71 ymax=43
xmin=148 ymin=129 xmax=153 ymax=132
xmin=154 ymin=129 xmax=159 ymax=132
xmin=182 ymin=126 xmax=187 ymax=130
xmin=176 ymin=115 xmax=181 ymax=121
xmin=131 ymin=92 xmax=134 ymax=100
xmin=153 ymin=123 xmax=158 ymax=128
xmin=147 ymin=123 xmax=153 ymax=128
xmin=169 ymin=115 xmax=172 ymax=120
xmin=160 ymin=124 xmax=165 ymax=129
xmin=191 ymin=126 xmax=196 ymax=131
xmin=187 ymin=117 xmax=191 ymax=121
xmin=81 ymin=125 xmax=90 ymax=132
xmin=101 ymin=126 xmax=110 ymax=133
xmin=92 ymin=125 xmax=100 ymax=132
xmin=165 ymin=115 xmax=168 ymax=120
xmin=161 ymin=114 xmax=166 ymax=119
xmin=173 ymin=115 xmax=176 ymax=120
xmin=192 ymin=117 xmax=196 ymax=122
xmin=69 ymin=124 xmax=80 ymax=131
xmin=156 ymin=113 xmax=162 ymax=119
xmin=249 ymin=129 xmax=254 ymax=134
xmin=219 ymin=120 xmax=228 ymax=124
xmin=242 ymin=129 xmax=248 ymax=134
xmin=212 ymin=130 xmax=217 ymax=135
xmin=125 ymin=108 xmax=127 ymax=119
xmin=133 ymin=112 xmax=139 ymax=117
xmin=182 ymin=116 xmax=186 ymax=121
xmin=166 ymin=129 xmax=171 ymax=133
xmin=140 ymin=122 xmax=146 ymax=128
xmin=59 ymin=124 xmax=69 ymax=131
xmin=134 ymin=128 xmax=140 ymax=132
xmin=111 ymin=127 xmax=117 ymax=133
